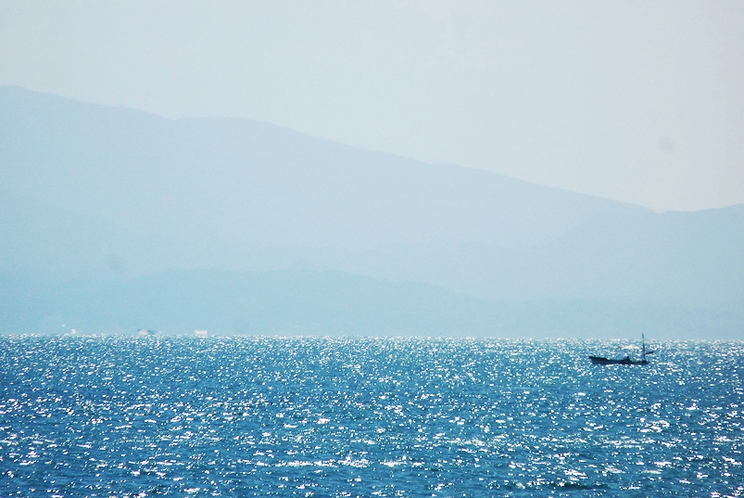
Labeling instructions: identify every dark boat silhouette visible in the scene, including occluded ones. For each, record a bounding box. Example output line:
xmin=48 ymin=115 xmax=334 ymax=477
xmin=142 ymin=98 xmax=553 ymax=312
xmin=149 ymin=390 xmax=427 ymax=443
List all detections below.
xmin=589 ymin=335 xmax=655 ymax=365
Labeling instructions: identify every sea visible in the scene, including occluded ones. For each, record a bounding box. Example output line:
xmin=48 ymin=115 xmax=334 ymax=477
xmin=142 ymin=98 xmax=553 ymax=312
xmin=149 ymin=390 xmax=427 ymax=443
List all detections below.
xmin=1 ymin=336 xmax=742 ymax=497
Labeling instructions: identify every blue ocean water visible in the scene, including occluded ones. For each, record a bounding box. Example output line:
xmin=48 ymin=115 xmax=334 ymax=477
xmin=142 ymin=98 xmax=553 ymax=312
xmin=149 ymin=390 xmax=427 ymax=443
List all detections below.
xmin=0 ymin=337 xmax=742 ymax=497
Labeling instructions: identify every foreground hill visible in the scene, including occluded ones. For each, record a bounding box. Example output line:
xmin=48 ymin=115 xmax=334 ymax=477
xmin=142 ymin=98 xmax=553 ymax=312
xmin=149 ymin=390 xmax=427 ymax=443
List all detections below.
xmin=1 ymin=270 xmax=739 ymax=340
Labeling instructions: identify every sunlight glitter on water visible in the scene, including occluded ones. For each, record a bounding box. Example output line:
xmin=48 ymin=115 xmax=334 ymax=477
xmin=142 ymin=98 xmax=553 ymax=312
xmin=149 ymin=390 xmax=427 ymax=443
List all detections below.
xmin=0 ymin=336 xmax=742 ymax=496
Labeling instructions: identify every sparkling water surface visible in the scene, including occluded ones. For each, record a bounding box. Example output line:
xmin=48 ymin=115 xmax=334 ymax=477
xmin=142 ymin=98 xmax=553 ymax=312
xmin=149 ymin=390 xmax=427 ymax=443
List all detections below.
xmin=1 ymin=336 xmax=742 ymax=497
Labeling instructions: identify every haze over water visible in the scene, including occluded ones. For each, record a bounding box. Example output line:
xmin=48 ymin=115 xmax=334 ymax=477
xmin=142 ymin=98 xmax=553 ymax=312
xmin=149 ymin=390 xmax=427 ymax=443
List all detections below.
xmin=1 ymin=336 xmax=742 ymax=496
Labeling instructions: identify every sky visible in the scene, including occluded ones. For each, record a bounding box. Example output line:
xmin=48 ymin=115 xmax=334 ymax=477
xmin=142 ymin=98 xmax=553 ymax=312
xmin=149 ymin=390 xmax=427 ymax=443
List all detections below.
xmin=1 ymin=0 xmax=742 ymax=212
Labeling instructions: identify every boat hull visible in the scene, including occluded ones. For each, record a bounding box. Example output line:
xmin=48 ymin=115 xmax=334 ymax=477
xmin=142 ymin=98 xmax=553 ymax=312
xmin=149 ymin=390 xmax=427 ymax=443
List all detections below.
xmin=589 ymin=355 xmax=648 ymax=366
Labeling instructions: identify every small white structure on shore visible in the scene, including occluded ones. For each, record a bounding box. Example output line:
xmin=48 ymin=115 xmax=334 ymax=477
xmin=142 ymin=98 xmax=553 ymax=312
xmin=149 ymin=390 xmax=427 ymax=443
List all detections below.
xmin=194 ymin=329 xmax=209 ymax=338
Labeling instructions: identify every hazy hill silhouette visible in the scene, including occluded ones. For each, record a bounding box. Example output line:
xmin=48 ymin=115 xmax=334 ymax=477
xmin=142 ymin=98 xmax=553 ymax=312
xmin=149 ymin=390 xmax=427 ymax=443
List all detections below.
xmin=1 ymin=87 xmax=742 ymax=337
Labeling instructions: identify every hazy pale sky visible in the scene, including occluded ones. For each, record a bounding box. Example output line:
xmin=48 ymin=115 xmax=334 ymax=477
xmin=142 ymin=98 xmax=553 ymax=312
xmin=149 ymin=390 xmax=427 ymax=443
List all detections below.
xmin=1 ymin=0 xmax=742 ymax=211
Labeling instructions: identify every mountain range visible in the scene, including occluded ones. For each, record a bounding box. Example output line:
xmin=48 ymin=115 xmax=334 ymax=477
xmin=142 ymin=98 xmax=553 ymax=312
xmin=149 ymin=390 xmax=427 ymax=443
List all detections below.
xmin=1 ymin=86 xmax=742 ymax=338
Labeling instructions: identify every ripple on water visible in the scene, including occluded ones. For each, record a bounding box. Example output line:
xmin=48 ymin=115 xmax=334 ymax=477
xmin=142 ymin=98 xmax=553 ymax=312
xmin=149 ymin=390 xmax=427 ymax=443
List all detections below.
xmin=0 ymin=336 xmax=742 ymax=496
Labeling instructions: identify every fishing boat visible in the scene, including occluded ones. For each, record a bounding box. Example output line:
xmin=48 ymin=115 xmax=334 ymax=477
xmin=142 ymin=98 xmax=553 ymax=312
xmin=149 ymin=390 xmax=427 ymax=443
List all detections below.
xmin=589 ymin=334 xmax=655 ymax=365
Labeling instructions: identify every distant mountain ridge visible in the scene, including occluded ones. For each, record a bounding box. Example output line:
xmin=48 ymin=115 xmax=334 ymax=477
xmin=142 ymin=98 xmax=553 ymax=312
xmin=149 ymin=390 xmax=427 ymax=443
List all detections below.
xmin=0 ymin=86 xmax=646 ymax=248
xmin=1 ymin=86 xmax=742 ymax=337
